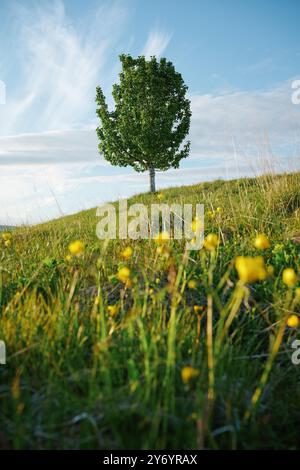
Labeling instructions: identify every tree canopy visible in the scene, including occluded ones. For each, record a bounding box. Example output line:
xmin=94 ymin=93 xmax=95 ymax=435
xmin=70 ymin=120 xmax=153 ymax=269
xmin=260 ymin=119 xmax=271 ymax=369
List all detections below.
xmin=96 ymin=54 xmax=191 ymax=192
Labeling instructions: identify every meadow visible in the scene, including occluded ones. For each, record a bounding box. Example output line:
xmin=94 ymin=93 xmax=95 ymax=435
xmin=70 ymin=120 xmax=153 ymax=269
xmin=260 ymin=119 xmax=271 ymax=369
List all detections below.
xmin=0 ymin=171 xmax=300 ymax=450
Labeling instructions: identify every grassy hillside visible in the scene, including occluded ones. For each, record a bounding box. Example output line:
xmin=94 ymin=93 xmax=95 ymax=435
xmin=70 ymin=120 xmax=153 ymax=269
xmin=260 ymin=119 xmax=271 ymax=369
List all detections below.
xmin=1 ymin=172 xmax=300 ymax=450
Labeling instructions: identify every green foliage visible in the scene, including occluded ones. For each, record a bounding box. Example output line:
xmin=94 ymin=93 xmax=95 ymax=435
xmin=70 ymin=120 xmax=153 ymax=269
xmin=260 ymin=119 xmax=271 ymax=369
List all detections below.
xmin=96 ymin=55 xmax=191 ymax=173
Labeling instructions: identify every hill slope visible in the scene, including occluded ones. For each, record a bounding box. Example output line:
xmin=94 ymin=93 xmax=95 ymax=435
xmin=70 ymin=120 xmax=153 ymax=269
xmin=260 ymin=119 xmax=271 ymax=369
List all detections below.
xmin=1 ymin=172 xmax=300 ymax=449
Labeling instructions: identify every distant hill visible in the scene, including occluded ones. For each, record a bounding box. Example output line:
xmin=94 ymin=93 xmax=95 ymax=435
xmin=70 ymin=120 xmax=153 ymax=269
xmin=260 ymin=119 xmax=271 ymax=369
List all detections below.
xmin=0 ymin=225 xmax=16 ymax=232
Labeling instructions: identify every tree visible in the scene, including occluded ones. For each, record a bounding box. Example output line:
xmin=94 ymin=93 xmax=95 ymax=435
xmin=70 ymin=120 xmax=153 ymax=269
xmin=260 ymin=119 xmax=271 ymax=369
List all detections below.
xmin=96 ymin=54 xmax=191 ymax=193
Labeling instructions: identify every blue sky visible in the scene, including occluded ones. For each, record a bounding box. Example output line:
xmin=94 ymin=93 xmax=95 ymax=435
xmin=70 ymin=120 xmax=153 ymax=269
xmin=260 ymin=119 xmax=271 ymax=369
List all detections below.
xmin=0 ymin=0 xmax=300 ymax=224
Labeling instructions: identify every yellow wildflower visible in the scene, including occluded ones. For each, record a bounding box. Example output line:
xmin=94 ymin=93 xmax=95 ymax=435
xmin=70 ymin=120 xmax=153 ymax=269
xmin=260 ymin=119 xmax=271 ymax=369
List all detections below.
xmin=254 ymin=234 xmax=270 ymax=250
xmin=156 ymin=246 xmax=163 ymax=255
xmin=272 ymin=243 xmax=284 ymax=253
xmin=287 ymin=315 xmax=299 ymax=328
xmin=117 ymin=266 xmax=131 ymax=283
xmin=216 ymin=207 xmax=222 ymax=213
xmin=188 ymin=279 xmax=197 ymax=289
xmin=122 ymin=246 xmax=133 ymax=260
xmin=181 ymin=366 xmax=199 ymax=384
xmin=235 ymin=256 xmax=268 ymax=283
xmin=189 ymin=237 xmax=199 ymax=248
xmin=107 ymin=305 xmax=118 ymax=316
xmin=193 ymin=305 xmax=204 ymax=314
xmin=2 ymin=232 xmax=12 ymax=241
xmin=203 ymin=233 xmax=219 ymax=251
xmin=65 ymin=254 xmax=72 ymax=262
xmin=157 ymin=193 xmax=164 ymax=200
xmin=154 ymin=231 xmax=170 ymax=244
xmin=191 ymin=217 xmax=204 ymax=233
xmin=68 ymin=240 xmax=84 ymax=257
xmin=4 ymin=239 xmax=11 ymax=247
xmin=267 ymin=265 xmax=274 ymax=276
xmin=295 ymin=287 xmax=300 ymax=298
xmin=282 ymin=268 xmax=298 ymax=288
xmin=130 ymin=380 xmax=139 ymax=393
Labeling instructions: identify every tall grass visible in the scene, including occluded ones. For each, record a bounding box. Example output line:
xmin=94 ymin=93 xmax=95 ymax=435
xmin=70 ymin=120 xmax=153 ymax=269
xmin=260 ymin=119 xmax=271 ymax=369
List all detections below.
xmin=0 ymin=172 xmax=300 ymax=449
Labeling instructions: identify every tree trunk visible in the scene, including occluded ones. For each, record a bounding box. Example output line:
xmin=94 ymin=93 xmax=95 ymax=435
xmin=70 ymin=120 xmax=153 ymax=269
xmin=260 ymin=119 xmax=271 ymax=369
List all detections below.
xmin=149 ymin=166 xmax=156 ymax=193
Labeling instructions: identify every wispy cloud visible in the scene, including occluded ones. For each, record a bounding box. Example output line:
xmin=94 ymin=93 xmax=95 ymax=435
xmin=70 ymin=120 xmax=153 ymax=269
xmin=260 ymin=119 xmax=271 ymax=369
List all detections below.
xmin=238 ymin=57 xmax=275 ymax=73
xmin=2 ymin=79 xmax=299 ymax=167
xmin=142 ymin=29 xmax=172 ymax=58
xmin=189 ymin=79 xmax=300 ymax=162
xmin=0 ymin=129 xmax=102 ymax=165
xmin=0 ymin=0 xmax=127 ymax=136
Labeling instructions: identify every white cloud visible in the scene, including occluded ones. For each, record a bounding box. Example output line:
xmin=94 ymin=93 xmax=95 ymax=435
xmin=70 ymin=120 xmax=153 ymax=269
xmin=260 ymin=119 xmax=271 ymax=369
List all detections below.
xmin=0 ymin=0 xmax=127 ymax=136
xmin=1 ymin=78 xmax=300 ymax=224
xmin=3 ymin=79 xmax=299 ymax=168
xmin=189 ymin=79 xmax=300 ymax=166
xmin=0 ymin=129 xmax=103 ymax=165
xmin=142 ymin=30 xmax=172 ymax=58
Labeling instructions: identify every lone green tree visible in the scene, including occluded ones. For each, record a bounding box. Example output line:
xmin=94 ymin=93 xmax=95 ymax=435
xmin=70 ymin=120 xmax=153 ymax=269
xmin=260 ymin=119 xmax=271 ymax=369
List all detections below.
xmin=96 ymin=54 xmax=191 ymax=193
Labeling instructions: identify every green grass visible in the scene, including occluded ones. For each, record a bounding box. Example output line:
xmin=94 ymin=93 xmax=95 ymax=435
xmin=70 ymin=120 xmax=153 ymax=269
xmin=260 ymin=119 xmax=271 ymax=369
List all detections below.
xmin=1 ymin=172 xmax=300 ymax=449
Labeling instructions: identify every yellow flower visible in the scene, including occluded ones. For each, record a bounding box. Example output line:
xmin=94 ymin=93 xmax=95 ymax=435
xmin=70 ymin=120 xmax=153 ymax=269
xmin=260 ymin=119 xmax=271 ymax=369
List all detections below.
xmin=156 ymin=245 xmax=170 ymax=258
xmin=207 ymin=210 xmax=215 ymax=219
xmin=4 ymin=239 xmax=11 ymax=247
xmin=254 ymin=234 xmax=270 ymax=250
xmin=282 ymin=268 xmax=298 ymax=288
xmin=216 ymin=207 xmax=222 ymax=213
xmin=68 ymin=240 xmax=84 ymax=257
xmin=117 ymin=266 xmax=131 ymax=283
xmin=157 ymin=192 xmax=164 ymax=200
xmin=2 ymin=232 xmax=12 ymax=241
xmin=203 ymin=233 xmax=219 ymax=251
xmin=193 ymin=305 xmax=204 ymax=314
xmin=122 ymin=246 xmax=133 ymax=260
xmin=287 ymin=314 xmax=299 ymax=328
xmin=189 ymin=237 xmax=198 ymax=248
xmin=130 ymin=380 xmax=139 ymax=393
xmin=188 ymin=279 xmax=197 ymax=289
xmin=107 ymin=305 xmax=118 ymax=316
xmin=295 ymin=287 xmax=300 ymax=298
xmin=65 ymin=254 xmax=72 ymax=262
xmin=154 ymin=231 xmax=170 ymax=244
xmin=181 ymin=366 xmax=199 ymax=384
xmin=267 ymin=265 xmax=274 ymax=276
xmin=191 ymin=217 xmax=204 ymax=233
xmin=272 ymin=243 xmax=284 ymax=253
xmin=235 ymin=256 xmax=268 ymax=283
